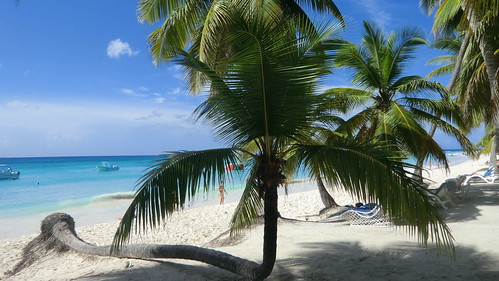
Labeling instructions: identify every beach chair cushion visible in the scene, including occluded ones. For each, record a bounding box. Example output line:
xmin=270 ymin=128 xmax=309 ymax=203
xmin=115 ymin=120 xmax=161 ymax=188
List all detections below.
xmin=338 ymin=205 xmax=390 ymax=226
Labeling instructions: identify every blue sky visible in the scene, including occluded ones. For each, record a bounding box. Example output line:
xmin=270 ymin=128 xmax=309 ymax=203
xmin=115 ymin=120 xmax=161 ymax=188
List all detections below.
xmin=0 ymin=0 xmax=482 ymax=157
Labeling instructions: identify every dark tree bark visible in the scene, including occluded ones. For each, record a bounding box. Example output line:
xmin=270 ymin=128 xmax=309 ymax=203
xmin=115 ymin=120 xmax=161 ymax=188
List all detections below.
xmin=316 ymin=176 xmax=338 ymax=208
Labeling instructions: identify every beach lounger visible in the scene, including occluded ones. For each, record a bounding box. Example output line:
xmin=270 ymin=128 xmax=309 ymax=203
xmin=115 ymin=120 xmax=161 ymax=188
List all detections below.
xmin=338 ymin=204 xmax=390 ymax=226
xmin=462 ymin=166 xmax=498 ymax=186
xmin=453 ymin=167 xmax=499 ymax=200
xmin=427 ymin=178 xmax=460 ymax=209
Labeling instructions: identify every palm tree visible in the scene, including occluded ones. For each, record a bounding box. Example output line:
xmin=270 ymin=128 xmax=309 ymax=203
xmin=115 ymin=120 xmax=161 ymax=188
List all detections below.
xmin=413 ymin=33 xmax=477 ymax=176
xmin=139 ymin=0 xmax=347 ymax=209
xmin=111 ymin=14 xmax=454 ymax=280
xmin=325 ymin=21 xmax=473 ymax=175
xmin=420 ymin=0 xmax=499 ymax=167
xmin=425 ymin=34 xmax=490 ymax=158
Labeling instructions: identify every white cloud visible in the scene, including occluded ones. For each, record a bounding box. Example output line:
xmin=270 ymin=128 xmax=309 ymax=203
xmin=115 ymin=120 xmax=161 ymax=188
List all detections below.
xmin=0 ymin=99 xmax=214 ymax=157
xmin=357 ymin=0 xmax=393 ymax=28
xmin=6 ymin=100 xmax=28 ymax=108
xmin=168 ymin=88 xmax=182 ymax=95
xmin=107 ymin=39 xmax=139 ymax=59
xmin=121 ymin=88 xmax=147 ymax=97
xmin=155 ymin=97 xmax=165 ymax=104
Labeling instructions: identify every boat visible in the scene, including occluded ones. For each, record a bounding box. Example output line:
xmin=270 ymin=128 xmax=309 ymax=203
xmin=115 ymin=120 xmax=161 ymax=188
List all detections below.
xmin=96 ymin=162 xmax=120 ymax=171
xmin=0 ymin=165 xmax=20 ymax=180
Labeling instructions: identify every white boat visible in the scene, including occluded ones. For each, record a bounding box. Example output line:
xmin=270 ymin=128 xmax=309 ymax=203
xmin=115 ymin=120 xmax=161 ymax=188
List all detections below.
xmin=96 ymin=162 xmax=120 ymax=171
xmin=0 ymin=165 xmax=20 ymax=180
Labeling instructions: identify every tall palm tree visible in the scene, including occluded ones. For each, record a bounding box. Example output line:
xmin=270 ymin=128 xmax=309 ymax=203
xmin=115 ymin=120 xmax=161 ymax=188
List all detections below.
xmin=426 ymin=34 xmax=491 ymax=157
xmin=111 ymin=14 xmax=454 ymax=280
xmin=139 ymin=0 xmax=346 ymax=208
xmin=413 ymin=33 xmax=476 ymax=176
xmin=326 ymin=21 xmax=473 ymax=173
xmin=420 ymin=0 xmax=499 ymax=167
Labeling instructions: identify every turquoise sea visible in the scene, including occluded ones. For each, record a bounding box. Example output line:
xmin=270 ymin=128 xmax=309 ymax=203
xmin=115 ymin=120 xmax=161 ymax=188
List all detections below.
xmin=0 ymin=150 xmax=470 ymax=239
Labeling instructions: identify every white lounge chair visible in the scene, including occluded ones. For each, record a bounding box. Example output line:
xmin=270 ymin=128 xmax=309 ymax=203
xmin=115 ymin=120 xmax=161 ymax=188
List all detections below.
xmin=462 ymin=166 xmax=498 ymax=185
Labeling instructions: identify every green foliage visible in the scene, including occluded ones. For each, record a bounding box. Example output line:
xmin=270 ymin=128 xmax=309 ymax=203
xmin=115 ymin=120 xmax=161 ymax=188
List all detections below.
xmin=113 ymin=3 xmax=456 ymax=262
xmin=138 ymin=0 xmax=345 ymax=92
xmin=328 ymin=21 xmax=474 ymax=166
xmin=113 ymin=148 xmax=240 ymax=247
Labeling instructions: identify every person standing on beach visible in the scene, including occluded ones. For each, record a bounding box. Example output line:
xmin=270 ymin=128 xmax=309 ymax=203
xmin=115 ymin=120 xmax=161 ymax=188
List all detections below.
xmin=219 ymin=181 xmax=227 ymax=204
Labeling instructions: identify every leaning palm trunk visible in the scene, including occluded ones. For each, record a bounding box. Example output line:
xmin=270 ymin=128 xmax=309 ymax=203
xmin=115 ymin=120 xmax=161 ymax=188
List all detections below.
xmin=481 ymin=41 xmax=499 ymax=171
xmin=316 ymin=176 xmax=339 ymax=208
xmin=490 ymin=120 xmax=499 ymax=170
xmin=414 ymin=32 xmax=471 ymax=181
xmin=34 ymin=201 xmax=278 ymax=281
xmin=481 ymin=42 xmax=499 ymax=170
xmin=464 ymin=4 xmax=499 ymax=171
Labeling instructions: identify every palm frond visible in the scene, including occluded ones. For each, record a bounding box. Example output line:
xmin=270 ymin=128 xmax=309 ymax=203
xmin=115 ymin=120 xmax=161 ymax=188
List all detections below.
xmin=181 ymin=14 xmax=338 ymax=146
xmin=426 ymin=55 xmax=457 ymax=66
xmin=112 ymin=148 xmax=240 ymax=250
xmin=425 ymin=64 xmax=456 ymax=79
xmin=395 ymin=79 xmax=447 ymax=98
xmin=335 ymin=107 xmax=376 ymax=136
xmin=294 ymin=137 xmax=455 ymax=255
xmin=320 ymin=87 xmax=371 ymax=113
xmin=336 ymin=43 xmax=383 ymax=90
xmin=230 ymin=160 xmax=264 ymax=234
xmin=385 ymin=103 xmax=448 ymax=167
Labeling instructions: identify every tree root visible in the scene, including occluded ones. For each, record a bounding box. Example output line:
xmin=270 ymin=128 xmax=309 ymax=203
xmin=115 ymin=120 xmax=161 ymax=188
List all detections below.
xmin=6 ymin=213 xmax=76 ymax=276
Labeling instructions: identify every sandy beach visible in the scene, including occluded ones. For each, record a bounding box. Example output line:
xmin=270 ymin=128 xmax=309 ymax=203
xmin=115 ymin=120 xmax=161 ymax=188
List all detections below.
xmin=2 ymin=156 xmax=499 ymax=280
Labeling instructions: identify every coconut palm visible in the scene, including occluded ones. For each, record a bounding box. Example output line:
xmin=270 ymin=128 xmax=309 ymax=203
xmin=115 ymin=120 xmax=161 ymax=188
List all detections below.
xmin=420 ymin=0 xmax=499 ymax=166
xmin=111 ymin=14 xmax=454 ymax=280
xmin=326 ymin=21 xmax=473 ymax=174
xmin=426 ymin=34 xmax=492 ymax=157
xmin=139 ymin=0 xmax=347 ymax=206
xmin=412 ymin=33 xmax=477 ymax=176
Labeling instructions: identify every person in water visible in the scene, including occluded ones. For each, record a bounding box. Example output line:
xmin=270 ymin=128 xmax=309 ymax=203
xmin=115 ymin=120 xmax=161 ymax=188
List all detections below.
xmin=219 ymin=181 xmax=228 ymax=204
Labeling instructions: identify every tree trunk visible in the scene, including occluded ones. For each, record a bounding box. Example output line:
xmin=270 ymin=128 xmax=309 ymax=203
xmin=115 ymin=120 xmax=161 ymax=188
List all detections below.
xmin=414 ymin=32 xmax=471 ymax=181
xmin=480 ymin=41 xmax=499 ymax=172
xmin=254 ymin=181 xmax=279 ymax=280
xmin=490 ymin=120 xmax=499 ymax=172
xmin=32 ymin=213 xmax=260 ymax=279
xmin=31 ymin=172 xmax=282 ymax=280
xmin=316 ymin=176 xmax=338 ymax=208
xmin=465 ymin=4 xmax=499 ymax=172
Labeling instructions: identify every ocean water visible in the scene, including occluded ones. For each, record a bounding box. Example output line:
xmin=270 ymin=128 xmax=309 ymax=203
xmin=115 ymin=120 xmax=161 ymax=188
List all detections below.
xmin=0 ymin=150 xmax=470 ymax=239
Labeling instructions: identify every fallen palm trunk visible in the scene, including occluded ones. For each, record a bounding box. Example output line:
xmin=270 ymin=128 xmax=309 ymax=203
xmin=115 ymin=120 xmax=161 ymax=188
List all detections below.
xmin=11 ymin=212 xmax=264 ymax=280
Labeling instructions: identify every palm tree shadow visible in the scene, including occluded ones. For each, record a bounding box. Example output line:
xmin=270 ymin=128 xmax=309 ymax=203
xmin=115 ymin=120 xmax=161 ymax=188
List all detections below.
xmin=270 ymin=241 xmax=499 ymax=280
xmin=76 ymin=258 xmax=246 ymax=280
xmin=76 ymin=239 xmax=499 ymax=281
xmin=442 ymin=183 xmax=499 ymax=223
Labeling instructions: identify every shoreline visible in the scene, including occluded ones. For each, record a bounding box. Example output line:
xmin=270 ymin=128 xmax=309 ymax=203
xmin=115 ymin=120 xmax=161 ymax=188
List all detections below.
xmin=3 ymin=156 xmax=499 ymax=280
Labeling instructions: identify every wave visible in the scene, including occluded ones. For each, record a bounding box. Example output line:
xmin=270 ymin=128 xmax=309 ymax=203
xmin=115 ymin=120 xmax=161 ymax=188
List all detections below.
xmin=91 ymin=191 xmax=135 ymax=202
xmin=0 ymin=191 xmax=136 ymax=219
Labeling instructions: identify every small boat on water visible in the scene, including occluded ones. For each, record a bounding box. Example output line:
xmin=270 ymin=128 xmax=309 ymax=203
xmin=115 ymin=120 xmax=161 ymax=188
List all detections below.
xmin=96 ymin=162 xmax=120 ymax=171
xmin=0 ymin=165 xmax=20 ymax=180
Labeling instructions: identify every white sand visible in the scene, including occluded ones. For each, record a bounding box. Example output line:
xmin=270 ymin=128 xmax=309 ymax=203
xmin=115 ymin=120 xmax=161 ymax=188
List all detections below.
xmin=2 ymin=156 xmax=499 ymax=280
